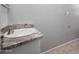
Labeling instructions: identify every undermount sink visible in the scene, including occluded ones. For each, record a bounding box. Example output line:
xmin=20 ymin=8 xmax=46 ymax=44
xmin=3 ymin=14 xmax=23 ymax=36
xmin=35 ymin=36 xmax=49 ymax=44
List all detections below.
xmin=4 ymin=28 xmax=39 ymax=38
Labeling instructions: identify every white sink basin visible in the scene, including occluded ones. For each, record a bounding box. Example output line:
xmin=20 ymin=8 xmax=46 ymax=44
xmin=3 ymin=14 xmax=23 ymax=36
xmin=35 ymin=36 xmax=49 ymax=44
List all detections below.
xmin=4 ymin=28 xmax=39 ymax=38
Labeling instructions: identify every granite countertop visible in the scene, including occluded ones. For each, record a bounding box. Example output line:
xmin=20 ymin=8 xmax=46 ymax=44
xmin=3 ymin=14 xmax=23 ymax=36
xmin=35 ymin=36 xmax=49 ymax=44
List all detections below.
xmin=0 ymin=31 xmax=43 ymax=50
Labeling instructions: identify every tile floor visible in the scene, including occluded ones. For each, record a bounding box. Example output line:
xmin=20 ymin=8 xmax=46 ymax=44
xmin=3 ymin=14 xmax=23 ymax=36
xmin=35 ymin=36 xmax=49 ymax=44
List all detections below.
xmin=44 ymin=38 xmax=79 ymax=54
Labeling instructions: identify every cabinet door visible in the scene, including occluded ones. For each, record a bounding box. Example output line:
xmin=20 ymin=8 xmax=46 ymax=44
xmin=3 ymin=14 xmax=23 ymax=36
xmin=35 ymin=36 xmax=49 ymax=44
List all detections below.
xmin=0 ymin=5 xmax=8 ymax=28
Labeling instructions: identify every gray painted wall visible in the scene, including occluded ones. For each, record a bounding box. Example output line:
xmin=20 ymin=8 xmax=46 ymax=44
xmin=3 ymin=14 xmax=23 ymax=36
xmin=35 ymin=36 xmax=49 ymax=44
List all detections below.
xmin=0 ymin=5 xmax=8 ymax=28
xmin=0 ymin=5 xmax=1 ymax=29
xmin=8 ymin=4 xmax=79 ymax=52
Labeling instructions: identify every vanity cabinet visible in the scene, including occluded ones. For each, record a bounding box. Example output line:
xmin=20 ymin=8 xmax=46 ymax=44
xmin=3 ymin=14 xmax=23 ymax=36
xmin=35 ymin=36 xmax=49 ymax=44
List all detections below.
xmin=4 ymin=39 xmax=40 ymax=54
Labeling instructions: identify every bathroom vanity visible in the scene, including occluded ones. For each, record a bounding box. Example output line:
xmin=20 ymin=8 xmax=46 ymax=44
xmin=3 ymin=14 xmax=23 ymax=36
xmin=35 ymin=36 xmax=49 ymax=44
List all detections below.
xmin=0 ymin=24 xmax=43 ymax=54
xmin=0 ymin=4 xmax=43 ymax=54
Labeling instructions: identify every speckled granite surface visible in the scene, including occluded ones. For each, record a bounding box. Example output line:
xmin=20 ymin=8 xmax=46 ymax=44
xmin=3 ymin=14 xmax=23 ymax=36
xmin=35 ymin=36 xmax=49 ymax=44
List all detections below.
xmin=1 ymin=23 xmax=34 ymax=34
xmin=0 ymin=31 xmax=43 ymax=50
xmin=0 ymin=24 xmax=43 ymax=50
xmin=44 ymin=38 xmax=79 ymax=54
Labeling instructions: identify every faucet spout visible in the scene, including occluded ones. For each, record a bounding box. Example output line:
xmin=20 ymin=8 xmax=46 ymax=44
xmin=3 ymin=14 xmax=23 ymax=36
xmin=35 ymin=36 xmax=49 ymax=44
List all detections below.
xmin=7 ymin=29 xmax=11 ymax=35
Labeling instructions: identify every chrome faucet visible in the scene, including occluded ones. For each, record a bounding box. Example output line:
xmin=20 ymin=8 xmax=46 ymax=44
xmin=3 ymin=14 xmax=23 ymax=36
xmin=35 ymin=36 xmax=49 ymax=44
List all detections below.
xmin=7 ymin=26 xmax=14 ymax=35
xmin=7 ymin=29 xmax=11 ymax=35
